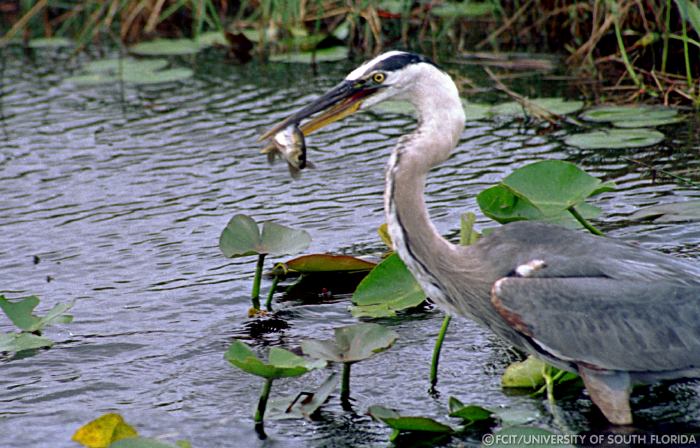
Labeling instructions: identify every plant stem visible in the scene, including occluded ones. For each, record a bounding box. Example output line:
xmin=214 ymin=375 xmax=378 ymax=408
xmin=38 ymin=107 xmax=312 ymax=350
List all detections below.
xmin=430 ymin=314 xmax=452 ymax=387
xmin=251 ymin=254 xmax=266 ymax=310
xmin=254 ymin=378 xmax=273 ymax=423
xmin=542 ymin=364 xmax=555 ymax=406
xmin=612 ymin=5 xmax=643 ymax=90
xmin=341 ymin=362 xmax=352 ymax=402
xmin=662 ymin=0 xmax=672 ymax=73
xmin=264 ymin=275 xmax=279 ymax=311
xmin=679 ymin=2 xmax=694 ymax=90
xmin=567 ymin=206 xmax=604 ymax=236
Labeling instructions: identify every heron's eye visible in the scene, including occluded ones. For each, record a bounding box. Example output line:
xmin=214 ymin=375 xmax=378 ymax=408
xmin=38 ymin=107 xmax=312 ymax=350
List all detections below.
xmin=372 ymin=72 xmax=386 ymax=84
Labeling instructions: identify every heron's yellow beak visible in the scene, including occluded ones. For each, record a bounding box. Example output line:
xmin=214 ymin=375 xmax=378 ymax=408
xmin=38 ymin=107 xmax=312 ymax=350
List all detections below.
xmin=259 ymin=80 xmax=381 ymax=141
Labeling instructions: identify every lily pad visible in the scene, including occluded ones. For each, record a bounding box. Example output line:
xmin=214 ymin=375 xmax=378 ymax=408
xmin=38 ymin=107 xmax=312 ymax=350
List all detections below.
xmin=447 ymin=397 xmax=494 ymax=425
xmin=490 ymin=98 xmax=584 ymax=118
xmin=463 ymin=100 xmax=491 ymax=121
xmin=269 ymin=46 xmax=349 ymax=63
xmin=368 ymin=405 xmax=454 ymax=442
xmin=301 ymin=323 xmax=398 ymax=363
xmin=630 ymin=200 xmax=700 ymax=222
xmin=580 ymin=105 xmax=678 ymax=124
xmin=350 ymin=253 xmax=425 ymax=317
xmin=477 ymin=161 xmax=612 ymax=227
xmin=0 ymin=332 xmax=53 ymax=353
xmin=85 ymin=59 xmax=169 ymax=74
xmin=28 ymin=37 xmax=73 ymax=48
xmin=65 ymin=58 xmax=192 ymax=86
xmin=0 ymin=295 xmax=73 ymax=332
xmin=371 ymin=100 xmax=415 ymax=115
xmin=196 ymin=31 xmax=229 ymax=47
xmin=129 ymin=38 xmax=201 ymax=56
xmin=72 ymin=413 xmax=138 ymax=448
xmin=565 ymin=128 xmax=664 ymax=149
xmin=612 ymin=116 xmax=683 ymax=128
xmin=219 ymin=214 xmax=311 ymax=258
xmin=122 ymin=68 xmax=193 ymax=84
xmin=502 ymin=356 xmax=548 ymax=388
xmin=285 ymin=254 xmax=376 ymax=273
xmin=225 ymin=340 xmax=324 ymax=379
xmin=266 ymin=372 xmax=340 ymax=420
xmin=487 ymin=426 xmax=575 ymax=448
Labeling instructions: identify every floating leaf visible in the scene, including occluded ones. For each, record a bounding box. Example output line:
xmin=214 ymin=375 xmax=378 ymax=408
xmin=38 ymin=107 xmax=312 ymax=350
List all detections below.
xmin=225 ymin=340 xmax=324 ymax=379
xmin=266 ymin=372 xmax=340 ymax=420
xmin=28 ymin=37 xmax=73 ymax=48
xmin=72 ymin=413 xmax=137 ymax=448
xmin=129 ymin=39 xmax=201 ymax=56
xmin=676 ymin=0 xmax=700 ymax=37
xmin=269 ymin=46 xmax=349 ymax=63
xmin=301 ymin=323 xmax=397 ymax=363
xmin=122 ymin=68 xmax=193 ymax=84
xmin=491 ymin=98 xmax=584 ymax=118
xmin=630 ymin=200 xmax=700 ymax=223
xmin=580 ymin=105 xmax=678 ymax=123
xmin=463 ymin=100 xmax=491 ymax=121
xmin=477 ymin=161 xmax=611 ymax=228
xmin=371 ymin=100 xmax=414 ymax=115
xmin=285 ymin=254 xmax=376 ymax=273
xmin=110 ymin=437 xmax=182 ymax=448
xmin=487 ymin=426 xmax=575 ymax=448
xmin=350 ymin=254 xmax=425 ymax=317
xmin=447 ymin=397 xmax=494 ymax=425
xmin=612 ymin=117 xmax=683 ymax=128
xmin=219 ymin=214 xmax=311 ymax=258
xmin=565 ymin=128 xmax=664 ymax=149
xmin=0 ymin=295 xmax=73 ymax=332
xmin=502 ymin=356 xmax=547 ymax=389
xmin=368 ymin=405 xmax=454 ymax=442
xmin=196 ymin=31 xmax=228 ymax=47
xmin=85 ymin=59 xmax=169 ymax=74
xmin=0 ymin=332 xmax=53 ymax=353
xmin=378 ymin=223 xmax=393 ymax=249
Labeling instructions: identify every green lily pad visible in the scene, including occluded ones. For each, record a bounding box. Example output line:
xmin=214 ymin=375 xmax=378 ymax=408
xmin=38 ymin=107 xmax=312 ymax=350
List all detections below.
xmin=269 ymin=46 xmax=349 ymax=63
xmin=110 ymin=437 xmax=181 ymax=448
xmin=463 ymin=100 xmax=491 ymax=121
xmin=301 ymin=323 xmax=398 ymax=363
xmin=225 ymin=340 xmax=324 ymax=379
xmin=447 ymin=397 xmax=494 ymax=425
xmin=430 ymin=2 xmax=495 ymax=17
xmin=477 ymin=161 xmax=612 ymax=228
xmin=371 ymin=100 xmax=415 ymax=115
xmin=612 ymin=117 xmax=683 ymax=128
xmin=28 ymin=37 xmax=73 ymax=48
xmin=219 ymin=214 xmax=311 ymax=258
xmin=266 ymin=372 xmax=340 ymax=420
xmin=129 ymin=38 xmax=201 ymax=56
xmin=65 ymin=58 xmax=192 ymax=86
xmin=196 ymin=31 xmax=228 ymax=48
xmin=0 ymin=295 xmax=73 ymax=332
xmin=285 ymin=254 xmax=376 ymax=273
xmin=487 ymin=426 xmax=575 ymax=448
xmin=490 ymin=98 xmax=584 ymax=118
xmin=85 ymin=58 xmax=169 ymax=73
xmin=502 ymin=356 xmax=547 ymax=388
xmin=630 ymin=200 xmax=700 ymax=222
xmin=350 ymin=253 xmax=425 ymax=317
xmin=0 ymin=332 xmax=53 ymax=353
xmin=565 ymin=128 xmax=665 ymax=149
xmin=122 ymin=68 xmax=193 ymax=84
xmin=368 ymin=405 xmax=454 ymax=442
xmin=580 ymin=105 xmax=678 ymax=123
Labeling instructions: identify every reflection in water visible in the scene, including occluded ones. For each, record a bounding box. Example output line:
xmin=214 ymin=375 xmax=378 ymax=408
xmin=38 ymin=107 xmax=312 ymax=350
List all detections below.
xmin=1 ymin=48 xmax=699 ymax=447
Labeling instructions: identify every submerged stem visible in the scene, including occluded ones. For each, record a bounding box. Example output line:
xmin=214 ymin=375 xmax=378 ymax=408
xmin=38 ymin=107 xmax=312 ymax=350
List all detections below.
xmin=251 ymin=253 xmax=266 ymax=310
xmin=430 ymin=314 xmax=452 ymax=387
xmin=567 ymin=206 xmax=604 ymax=236
xmin=341 ymin=362 xmax=352 ymax=402
xmin=264 ymin=276 xmax=280 ymax=311
xmin=254 ymin=378 xmax=274 ymax=423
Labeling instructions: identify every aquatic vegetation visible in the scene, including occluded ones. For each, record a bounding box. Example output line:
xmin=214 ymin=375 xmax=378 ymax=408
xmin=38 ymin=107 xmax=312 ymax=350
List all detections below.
xmin=219 ymin=214 xmax=311 ymax=311
xmin=489 ymin=98 xmax=584 ymax=118
xmin=224 ymin=340 xmax=324 ymax=424
xmin=630 ymin=200 xmax=700 ymax=223
xmin=268 ymin=46 xmax=349 ymax=64
xmin=301 ymin=323 xmax=398 ymax=402
xmin=72 ymin=413 xmax=189 ymax=448
xmin=64 ymin=58 xmax=193 ymax=86
xmin=266 ymin=372 xmax=340 ymax=420
xmin=564 ymin=128 xmax=666 ymax=150
xmin=477 ymin=160 xmax=614 ymax=234
xmin=0 ymin=295 xmax=73 ymax=354
xmin=580 ymin=105 xmax=681 ymax=128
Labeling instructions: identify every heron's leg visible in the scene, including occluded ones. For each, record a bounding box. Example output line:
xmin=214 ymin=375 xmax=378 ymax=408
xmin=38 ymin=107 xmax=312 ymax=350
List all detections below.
xmin=578 ymin=366 xmax=632 ymax=425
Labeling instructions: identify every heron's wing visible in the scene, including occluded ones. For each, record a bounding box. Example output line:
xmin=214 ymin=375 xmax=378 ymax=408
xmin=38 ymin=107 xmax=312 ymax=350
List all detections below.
xmin=490 ymin=275 xmax=700 ymax=373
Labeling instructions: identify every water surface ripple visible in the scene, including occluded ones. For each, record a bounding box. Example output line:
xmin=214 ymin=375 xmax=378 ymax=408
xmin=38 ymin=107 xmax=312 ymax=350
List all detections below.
xmin=1 ymin=49 xmax=700 ymax=447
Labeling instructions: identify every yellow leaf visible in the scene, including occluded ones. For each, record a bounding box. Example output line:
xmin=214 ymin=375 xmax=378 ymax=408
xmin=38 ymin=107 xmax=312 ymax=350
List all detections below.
xmin=377 ymin=223 xmax=393 ymax=250
xmin=72 ymin=413 xmax=138 ymax=448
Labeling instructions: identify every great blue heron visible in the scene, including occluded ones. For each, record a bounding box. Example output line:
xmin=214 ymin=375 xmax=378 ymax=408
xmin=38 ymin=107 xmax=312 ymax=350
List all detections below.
xmin=260 ymin=51 xmax=700 ymax=425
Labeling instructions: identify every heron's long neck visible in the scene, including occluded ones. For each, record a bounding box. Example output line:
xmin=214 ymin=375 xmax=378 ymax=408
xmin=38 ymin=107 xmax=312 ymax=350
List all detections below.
xmin=384 ymin=77 xmax=465 ymax=303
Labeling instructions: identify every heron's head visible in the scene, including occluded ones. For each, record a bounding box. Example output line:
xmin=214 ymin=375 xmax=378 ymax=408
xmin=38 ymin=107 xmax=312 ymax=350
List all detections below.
xmin=259 ymin=51 xmax=448 ymax=141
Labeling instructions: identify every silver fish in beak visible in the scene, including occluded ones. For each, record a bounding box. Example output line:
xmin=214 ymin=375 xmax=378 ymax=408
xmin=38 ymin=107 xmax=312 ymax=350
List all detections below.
xmin=261 ymin=124 xmax=314 ymax=179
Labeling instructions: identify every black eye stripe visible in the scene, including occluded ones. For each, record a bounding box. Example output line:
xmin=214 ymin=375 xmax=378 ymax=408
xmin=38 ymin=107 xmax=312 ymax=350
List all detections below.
xmin=361 ymin=52 xmax=440 ymax=76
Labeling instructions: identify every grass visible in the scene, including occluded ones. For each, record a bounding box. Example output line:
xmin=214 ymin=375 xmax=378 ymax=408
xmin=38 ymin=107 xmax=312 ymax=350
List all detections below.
xmin=1 ymin=0 xmax=699 ymax=105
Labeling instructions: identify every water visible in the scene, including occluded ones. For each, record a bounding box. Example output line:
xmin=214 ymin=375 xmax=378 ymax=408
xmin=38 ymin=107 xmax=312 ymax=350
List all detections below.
xmin=1 ymin=47 xmax=700 ymax=447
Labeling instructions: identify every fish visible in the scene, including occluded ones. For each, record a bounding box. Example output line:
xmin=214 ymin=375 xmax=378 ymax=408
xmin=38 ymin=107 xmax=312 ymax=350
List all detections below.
xmin=261 ymin=124 xmax=314 ymax=179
